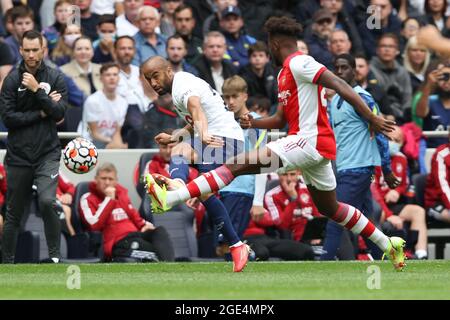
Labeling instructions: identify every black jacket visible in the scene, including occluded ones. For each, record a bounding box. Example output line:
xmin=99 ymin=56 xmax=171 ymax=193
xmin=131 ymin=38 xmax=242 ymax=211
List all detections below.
xmin=238 ymin=63 xmax=278 ymax=105
xmin=194 ymin=55 xmax=237 ymax=91
xmin=0 ymin=61 xmax=67 ymax=167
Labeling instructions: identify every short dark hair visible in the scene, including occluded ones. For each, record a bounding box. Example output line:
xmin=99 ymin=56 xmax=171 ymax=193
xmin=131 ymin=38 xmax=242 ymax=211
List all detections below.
xmin=334 ymin=53 xmax=356 ymax=69
xmin=264 ymin=16 xmax=302 ymax=39
xmin=97 ymin=14 xmax=116 ymax=27
xmin=174 ymin=4 xmax=194 ymax=19
xmin=354 ymin=53 xmax=368 ymax=62
xmin=167 ymin=34 xmax=187 ymax=49
xmin=114 ymin=35 xmax=135 ymax=49
xmin=100 ymin=62 xmax=120 ymax=74
xmin=11 ymin=5 xmax=34 ymax=23
xmin=377 ymin=33 xmax=399 ymax=48
xmin=21 ymin=30 xmax=43 ymax=46
xmin=248 ymin=41 xmax=269 ymax=57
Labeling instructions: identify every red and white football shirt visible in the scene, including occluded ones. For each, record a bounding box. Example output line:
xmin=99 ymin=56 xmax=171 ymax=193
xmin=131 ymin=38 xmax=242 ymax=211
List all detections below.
xmin=277 ymin=52 xmax=336 ymax=160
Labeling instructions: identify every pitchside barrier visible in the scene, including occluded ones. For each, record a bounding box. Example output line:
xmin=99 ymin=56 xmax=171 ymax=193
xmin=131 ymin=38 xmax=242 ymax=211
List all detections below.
xmin=0 ymin=131 xmax=449 ymax=259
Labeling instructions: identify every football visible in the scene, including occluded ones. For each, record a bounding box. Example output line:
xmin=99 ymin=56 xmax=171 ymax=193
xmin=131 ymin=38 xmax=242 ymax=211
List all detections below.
xmin=63 ymin=138 xmax=98 ymax=174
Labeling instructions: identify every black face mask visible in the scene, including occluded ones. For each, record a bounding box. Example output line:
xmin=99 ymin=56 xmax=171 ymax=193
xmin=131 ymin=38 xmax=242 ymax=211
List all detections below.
xmin=436 ymin=86 xmax=450 ymax=100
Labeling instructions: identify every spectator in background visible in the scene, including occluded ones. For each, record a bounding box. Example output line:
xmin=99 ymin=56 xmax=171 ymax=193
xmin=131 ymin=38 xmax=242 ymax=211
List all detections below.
xmin=56 ymin=171 xmax=76 ymax=237
xmin=160 ymin=0 xmax=184 ymax=37
xmin=247 ymin=95 xmax=271 ymax=118
xmin=173 ymin=4 xmax=203 ymax=65
xmin=4 ymin=5 xmax=35 ymax=65
xmin=355 ymin=54 xmax=391 ymax=115
xmin=42 ymin=0 xmax=73 ymax=54
xmin=425 ymin=132 xmax=450 ymax=224
xmin=403 ymin=36 xmax=431 ymax=94
xmin=219 ymin=5 xmax=256 ymax=68
xmin=166 ymin=34 xmax=199 ymax=76
xmin=194 ymin=31 xmax=237 ymax=95
xmin=0 ymin=40 xmax=14 ymax=90
xmin=81 ymin=62 xmax=128 ymax=149
xmin=140 ymin=93 xmax=183 ymax=148
xmin=297 ymin=39 xmax=309 ymax=54
xmin=92 ymin=14 xmax=117 ymax=63
xmin=50 ymin=23 xmax=82 ymax=66
xmin=90 ymin=0 xmax=125 ymax=15
xmin=358 ymin=0 xmax=402 ymax=59
xmin=115 ymin=36 xmax=150 ymax=147
xmin=372 ymin=126 xmax=428 ymax=259
xmin=416 ymin=60 xmax=450 ymax=147
xmin=329 ymin=29 xmax=352 ymax=57
xmin=242 ymin=169 xmax=316 ymax=261
xmin=238 ymin=41 xmax=278 ymax=108
xmin=319 ymin=0 xmax=363 ymax=55
xmin=305 ymin=9 xmax=335 ymax=70
xmin=61 ymin=36 xmax=103 ymax=98
xmin=202 ymin=0 xmax=237 ymax=37
xmin=399 ymin=17 xmax=421 ymax=54
xmin=421 ymin=0 xmax=450 ymax=35
xmin=370 ymin=33 xmax=412 ymax=120
xmin=80 ymin=162 xmax=175 ymax=262
xmin=116 ymin=0 xmax=143 ymax=37
xmin=73 ymin=0 xmax=100 ymax=41
xmin=132 ymin=5 xmax=167 ymax=66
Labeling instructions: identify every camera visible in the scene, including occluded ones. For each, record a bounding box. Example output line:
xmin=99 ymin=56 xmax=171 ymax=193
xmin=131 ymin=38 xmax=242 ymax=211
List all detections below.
xmin=439 ymin=72 xmax=450 ymax=81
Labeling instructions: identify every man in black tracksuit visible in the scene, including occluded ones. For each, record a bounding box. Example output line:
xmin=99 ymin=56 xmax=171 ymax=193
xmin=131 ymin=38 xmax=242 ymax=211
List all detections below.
xmin=0 ymin=30 xmax=67 ymax=263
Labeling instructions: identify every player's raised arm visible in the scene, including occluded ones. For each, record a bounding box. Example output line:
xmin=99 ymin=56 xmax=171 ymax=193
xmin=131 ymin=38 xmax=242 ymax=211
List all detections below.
xmin=187 ymin=96 xmax=224 ymax=147
xmin=317 ymin=70 xmax=396 ymax=134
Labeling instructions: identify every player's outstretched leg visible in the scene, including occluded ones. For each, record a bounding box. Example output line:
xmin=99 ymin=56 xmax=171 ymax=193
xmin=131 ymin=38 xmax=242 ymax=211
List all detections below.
xmin=309 ymin=187 xmax=406 ymax=271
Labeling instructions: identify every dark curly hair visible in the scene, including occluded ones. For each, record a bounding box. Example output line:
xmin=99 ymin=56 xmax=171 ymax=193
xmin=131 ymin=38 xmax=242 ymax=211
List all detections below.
xmin=264 ymin=16 xmax=302 ymax=39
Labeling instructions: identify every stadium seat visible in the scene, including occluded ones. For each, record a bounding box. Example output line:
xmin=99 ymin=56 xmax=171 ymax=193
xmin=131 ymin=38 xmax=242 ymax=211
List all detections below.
xmin=152 ymin=204 xmax=198 ymax=260
xmin=136 ymin=152 xmax=158 ymax=199
xmin=412 ymin=173 xmax=427 ymax=207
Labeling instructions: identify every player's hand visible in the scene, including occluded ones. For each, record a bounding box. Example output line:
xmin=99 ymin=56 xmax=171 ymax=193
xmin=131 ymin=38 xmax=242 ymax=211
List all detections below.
xmin=369 ymin=115 xmax=396 ymax=138
xmin=417 ymin=25 xmax=441 ymax=48
xmin=186 ymin=197 xmax=200 ymax=210
xmin=281 ymin=180 xmax=297 ymax=199
xmin=49 ymin=91 xmax=62 ymax=102
xmin=140 ymin=221 xmax=155 ymax=232
xmin=22 ymin=72 xmax=40 ymax=92
xmin=250 ymin=206 xmax=266 ymax=222
xmin=201 ymin=133 xmax=224 ymax=147
xmin=59 ymin=193 xmax=73 ymax=205
xmin=384 ymin=172 xmax=401 ymax=189
xmin=387 ymin=215 xmax=403 ymax=230
xmin=155 ymin=132 xmax=174 ymax=145
xmin=104 ymin=186 xmax=116 ymax=199
xmin=384 ymin=189 xmax=400 ymax=204
xmin=239 ymin=112 xmax=253 ymax=129
xmin=40 ymin=110 xmax=47 ymax=118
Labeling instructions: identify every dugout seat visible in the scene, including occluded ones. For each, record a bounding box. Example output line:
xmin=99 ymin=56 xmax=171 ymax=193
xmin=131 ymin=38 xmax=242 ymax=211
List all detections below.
xmin=136 ymin=152 xmax=158 ymax=199
xmin=412 ymin=173 xmax=427 ymax=207
xmin=69 ymin=181 xmax=103 ymax=261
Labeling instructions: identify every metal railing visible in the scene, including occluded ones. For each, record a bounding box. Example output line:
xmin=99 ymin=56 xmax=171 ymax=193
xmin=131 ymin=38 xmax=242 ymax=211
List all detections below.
xmin=0 ymin=130 xmax=447 ymax=140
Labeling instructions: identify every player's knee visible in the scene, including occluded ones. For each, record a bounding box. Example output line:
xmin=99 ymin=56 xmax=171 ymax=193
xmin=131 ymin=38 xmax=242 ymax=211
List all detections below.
xmin=38 ymin=198 xmax=56 ymax=213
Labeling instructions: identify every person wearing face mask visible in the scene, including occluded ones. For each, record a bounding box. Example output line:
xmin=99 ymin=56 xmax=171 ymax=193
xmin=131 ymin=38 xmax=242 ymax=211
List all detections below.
xmin=371 ymin=125 xmax=428 ymax=260
xmin=42 ymin=0 xmax=73 ymax=55
xmin=92 ymin=14 xmax=117 ymax=64
xmin=50 ymin=24 xmax=82 ymax=66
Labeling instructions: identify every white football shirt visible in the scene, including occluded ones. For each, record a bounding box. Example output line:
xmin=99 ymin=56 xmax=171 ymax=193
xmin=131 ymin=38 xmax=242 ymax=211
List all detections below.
xmin=171 ymin=72 xmax=244 ymax=141
xmin=81 ymin=90 xmax=128 ymax=141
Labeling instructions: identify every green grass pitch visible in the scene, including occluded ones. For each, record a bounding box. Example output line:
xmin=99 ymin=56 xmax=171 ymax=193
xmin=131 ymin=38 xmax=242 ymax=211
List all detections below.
xmin=0 ymin=260 xmax=449 ymax=299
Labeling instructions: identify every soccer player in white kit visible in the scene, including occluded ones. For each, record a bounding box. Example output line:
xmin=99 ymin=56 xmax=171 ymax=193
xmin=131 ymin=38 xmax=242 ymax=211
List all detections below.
xmin=141 ymin=57 xmax=250 ymax=272
xmin=145 ymin=17 xmax=409 ymax=271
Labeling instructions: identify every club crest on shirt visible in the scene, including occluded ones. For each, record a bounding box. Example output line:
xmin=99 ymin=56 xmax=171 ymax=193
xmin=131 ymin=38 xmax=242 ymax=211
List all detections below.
xmin=278 ymin=90 xmax=291 ymax=106
xmin=300 ymin=193 xmax=309 ymax=204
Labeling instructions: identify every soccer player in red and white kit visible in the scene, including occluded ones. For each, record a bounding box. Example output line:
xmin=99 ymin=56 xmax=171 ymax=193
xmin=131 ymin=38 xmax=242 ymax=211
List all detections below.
xmin=146 ymin=16 xmax=407 ymax=270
